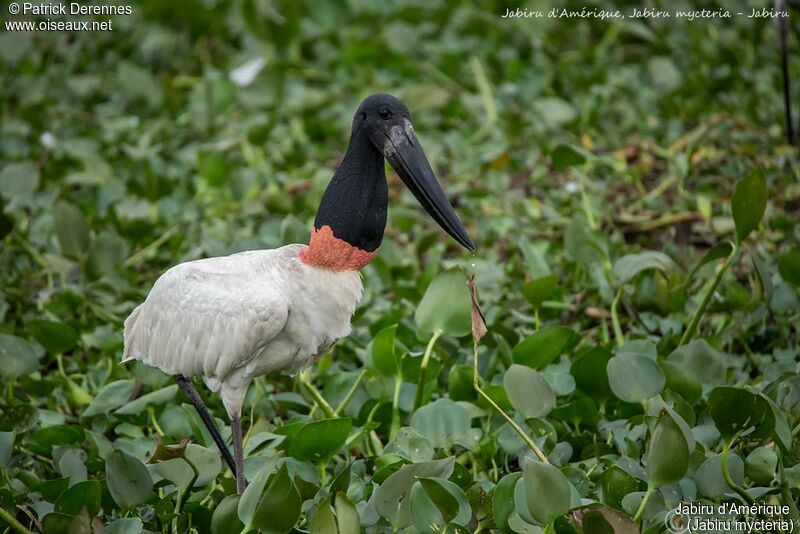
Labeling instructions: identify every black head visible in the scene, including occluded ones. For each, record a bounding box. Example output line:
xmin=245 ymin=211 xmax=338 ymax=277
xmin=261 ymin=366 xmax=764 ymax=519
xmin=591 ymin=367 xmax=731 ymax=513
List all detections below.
xmin=356 ymin=93 xmax=475 ymax=251
xmin=312 ymin=93 xmax=475 ymax=257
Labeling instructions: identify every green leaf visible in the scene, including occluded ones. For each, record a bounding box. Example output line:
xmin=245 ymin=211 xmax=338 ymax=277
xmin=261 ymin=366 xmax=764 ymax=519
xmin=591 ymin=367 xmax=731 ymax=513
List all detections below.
xmin=89 ymin=230 xmax=129 ymax=277
xmin=250 ymin=464 xmax=301 ymax=533
xmin=696 ymin=453 xmax=744 ymax=498
xmin=197 ymin=151 xmax=229 ymax=187
xmin=0 ymin=161 xmax=40 ymax=200
xmin=374 ymin=457 xmax=455 ymax=527
xmin=106 ymin=518 xmax=144 ymax=534
xmin=385 ymin=427 xmax=434 ymax=463
xmin=708 ymin=387 xmax=773 ymax=442
xmin=649 ymin=56 xmax=681 ymax=92
xmin=287 ymin=418 xmax=351 ymax=461
xmin=410 ymin=398 xmax=481 ymax=450
xmin=310 ymin=495 xmax=337 ymax=534
xmin=0 ymin=334 xmax=44 ymax=378
xmin=503 ymin=364 xmax=555 ymax=419
xmin=550 ymin=143 xmax=588 ymax=172
xmin=759 ymin=392 xmax=792 ymax=454
xmin=613 ymin=251 xmax=675 ymax=284
xmin=745 ymin=447 xmax=777 ymax=485
xmin=645 ymin=411 xmax=690 ymax=488
xmin=778 ymin=246 xmax=800 ymax=287
xmin=666 ymin=339 xmax=726 ymax=387
xmin=54 ymin=479 xmax=101 ymax=517
xmin=27 ymin=319 xmax=78 ymax=355
xmin=83 ymin=380 xmax=135 ymax=417
xmin=410 ymin=480 xmax=445 ymax=533
xmin=523 ymin=275 xmax=558 ymax=308
xmin=660 ymin=361 xmax=702 ymax=404
xmin=522 ymin=457 xmax=571 ymax=524
xmin=54 ymin=199 xmax=91 ymax=260
xmin=105 ymin=449 xmax=153 ymax=509
xmin=115 ymin=384 xmax=178 ymax=415
xmin=419 ymin=477 xmax=471 ymax=526
xmin=565 ymin=215 xmax=607 ymax=266
xmin=237 ymin=457 xmax=278 ymax=527
xmin=41 ymin=513 xmax=77 ymax=534
xmin=731 ymin=168 xmax=767 ymax=244
xmin=415 ymin=269 xmax=471 ymax=337
xmin=512 ymin=326 xmax=580 ymax=369
xmin=448 ymin=364 xmax=477 ymax=402
xmin=607 ymin=353 xmax=665 ymax=403
xmin=370 ymin=324 xmax=399 ymax=376
xmin=570 ymin=346 xmax=613 ymax=398
xmin=335 ymin=493 xmax=360 ymax=534
xmin=0 ymin=431 xmax=14 ymax=467
xmin=493 ymin=472 xmax=522 ymax=533
xmin=150 ymin=444 xmax=221 ymax=488
xmin=580 ymin=510 xmax=614 ymax=534
xmin=212 ymin=495 xmax=243 ymax=534
xmin=687 ymin=242 xmax=734 ymax=283
xmin=600 ymin=465 xmax=640 ymax=510
xmin=534 ymin=97 xmax=576 ymax=127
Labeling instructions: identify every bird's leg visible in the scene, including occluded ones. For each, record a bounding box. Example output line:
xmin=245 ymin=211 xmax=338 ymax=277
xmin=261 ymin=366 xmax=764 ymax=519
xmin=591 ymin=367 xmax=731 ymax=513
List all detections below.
xmin=231 ymin=414 xmax=247 ymax=493
xmin=174 ymin=375 xmax=236 ymax=474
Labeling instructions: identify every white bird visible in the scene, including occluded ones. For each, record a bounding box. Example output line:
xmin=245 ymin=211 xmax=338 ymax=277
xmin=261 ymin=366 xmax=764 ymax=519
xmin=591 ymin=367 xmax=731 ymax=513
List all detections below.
xmin=122 ymin=93 xmax=475 ymax=493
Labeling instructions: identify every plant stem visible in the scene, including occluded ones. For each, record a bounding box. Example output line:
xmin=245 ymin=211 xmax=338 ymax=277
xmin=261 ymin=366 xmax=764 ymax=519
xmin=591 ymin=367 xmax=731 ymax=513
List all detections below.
xmin=633 ymin=486 xmax=653 ymax=523
xmin=472 ymin=339 xmax=548 ymax=463
xmin=611 ymin=288 xmax=624 ymax=347
xmin=300 ymin=373 xmax=335 ymax=419
xmin=0 ymin=506 xmax=33 ymax=534
xmin=334 ymin=369 xmax=366 ymax=417
xmin=390 ymin=376 xmax=402 ymax=441
xmin=124 ymin=225 xmax=181 ymax=268
xmin=149 ymin=406 xmax=166 ymax=436
xmin=680 ymin=244 xmax=736 ymax=346
xmin=721 ymin=439 xmax=755 ymax=505
xmin=413 ymin=330 xmax=443 ymax=412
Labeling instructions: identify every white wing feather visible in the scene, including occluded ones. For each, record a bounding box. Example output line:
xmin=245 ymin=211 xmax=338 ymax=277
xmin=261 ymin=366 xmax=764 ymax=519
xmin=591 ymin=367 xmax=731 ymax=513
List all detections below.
xmin=122 ymin=252 xmax=289 ymax=383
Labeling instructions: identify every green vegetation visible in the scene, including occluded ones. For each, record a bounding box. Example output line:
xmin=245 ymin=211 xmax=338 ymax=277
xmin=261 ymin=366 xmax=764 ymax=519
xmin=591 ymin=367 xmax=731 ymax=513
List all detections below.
xmin=1 ymin=1 xmax=799 ymax=533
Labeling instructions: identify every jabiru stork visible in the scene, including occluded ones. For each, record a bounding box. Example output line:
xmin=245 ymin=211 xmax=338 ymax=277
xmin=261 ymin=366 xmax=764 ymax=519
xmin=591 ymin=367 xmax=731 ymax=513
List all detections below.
xmin=121 ymin=93 xmax=475 ymax=493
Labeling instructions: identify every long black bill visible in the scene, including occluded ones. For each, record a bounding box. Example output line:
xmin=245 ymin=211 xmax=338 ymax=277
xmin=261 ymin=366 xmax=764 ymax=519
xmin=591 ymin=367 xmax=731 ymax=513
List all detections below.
xmin=384 ymin=120 xmax=475 ymax=251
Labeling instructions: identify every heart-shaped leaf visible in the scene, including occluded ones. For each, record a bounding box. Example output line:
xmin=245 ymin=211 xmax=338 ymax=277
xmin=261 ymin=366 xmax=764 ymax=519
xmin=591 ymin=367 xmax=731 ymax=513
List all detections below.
xmin=512 ymin=326 xmax=580 ymax=369
xmin=287 ymin=418 xmax=352 ymax=461
xmin=106 ymin=449 xmax=153 ymax=509
xmin=521 ymin=457 xmax=571 ymax=525
xmin=607 ymin=353 xmax=665 ymax=403
xmin=415 ymin=269 xmax=471 ymax=337
xmin=646 ymin=410 xmax=690 ymax=488
xmin=503 ymin=364 xmax=555 ymax=419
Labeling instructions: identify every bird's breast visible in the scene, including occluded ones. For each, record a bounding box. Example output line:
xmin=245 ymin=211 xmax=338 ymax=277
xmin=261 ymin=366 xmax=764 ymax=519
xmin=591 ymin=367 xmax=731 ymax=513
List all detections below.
xmin=252 ymin=251 xmax=364 ymax=375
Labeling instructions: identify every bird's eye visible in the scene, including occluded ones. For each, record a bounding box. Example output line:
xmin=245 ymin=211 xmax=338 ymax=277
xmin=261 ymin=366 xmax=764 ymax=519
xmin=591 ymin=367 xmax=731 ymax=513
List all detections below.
xmin=378 ymin=108 xmax=391 ymax=120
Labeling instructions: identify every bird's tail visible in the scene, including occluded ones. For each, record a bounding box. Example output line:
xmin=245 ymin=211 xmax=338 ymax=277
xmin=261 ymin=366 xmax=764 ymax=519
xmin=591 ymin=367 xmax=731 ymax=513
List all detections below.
xmin=121 ymin=304 xmax=144 ymax=363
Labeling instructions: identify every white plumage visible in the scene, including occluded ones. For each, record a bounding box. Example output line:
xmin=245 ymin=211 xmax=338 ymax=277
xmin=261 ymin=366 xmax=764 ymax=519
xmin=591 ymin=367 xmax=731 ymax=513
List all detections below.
xmin=122 ymin=244 xmax=363 ymax=418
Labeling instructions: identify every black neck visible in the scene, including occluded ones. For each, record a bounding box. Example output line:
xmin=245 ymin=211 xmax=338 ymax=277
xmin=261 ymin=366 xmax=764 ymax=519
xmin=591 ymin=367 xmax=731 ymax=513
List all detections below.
xmin=313 ymin=126 xmax=387 ymax=252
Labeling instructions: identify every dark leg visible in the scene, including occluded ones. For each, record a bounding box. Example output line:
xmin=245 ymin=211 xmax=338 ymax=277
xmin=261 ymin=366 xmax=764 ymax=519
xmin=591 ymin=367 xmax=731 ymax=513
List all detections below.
xmin=175 ymin=375 xmax=236 ymax=474
xmin=231 ymin=415 xmax=246 ymax=493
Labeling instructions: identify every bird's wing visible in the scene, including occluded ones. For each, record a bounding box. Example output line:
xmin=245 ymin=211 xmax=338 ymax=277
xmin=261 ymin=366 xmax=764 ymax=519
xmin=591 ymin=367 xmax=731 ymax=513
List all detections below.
xmin=122 ymin=256 xmax=290 ymax=382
